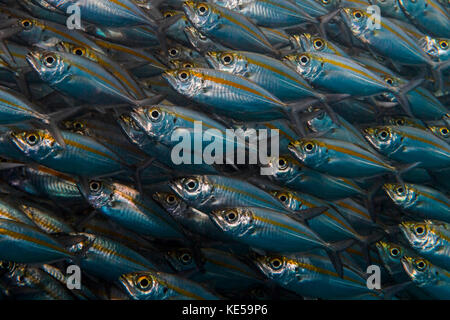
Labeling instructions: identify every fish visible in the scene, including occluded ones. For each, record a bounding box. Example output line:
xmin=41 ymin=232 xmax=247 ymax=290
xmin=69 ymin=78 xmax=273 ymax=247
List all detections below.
xmin=400 ymin=220 xmax=450 ymax=270
xmin=383 ymin=183 xmax=450 ymax=223
xmin=401 ymin=256 xmax=450 ymax=299
xmin=119 ymin=270 xmax=221 ymax=300
xmin=364 ymin=125 xmax=450 ymax=169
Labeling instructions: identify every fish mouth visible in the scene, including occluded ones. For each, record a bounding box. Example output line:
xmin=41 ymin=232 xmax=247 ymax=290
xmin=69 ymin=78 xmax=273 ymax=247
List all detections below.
xmin=287 ymin=142 xmax=304 ymax=161
xmin=25 ymin=51 xmax=42 ymax=73
xmin=400 ymin=256 xmax=414 ymax=277
xmin=118 ymin=274 xmax=135 ymax=296
xmin=204 ymin=51 xmax=219 ymax=69
xmin=382 ymin=183 xmax=396 ymax=200
xmin=182 ymin=1 xmax=197 ymax=21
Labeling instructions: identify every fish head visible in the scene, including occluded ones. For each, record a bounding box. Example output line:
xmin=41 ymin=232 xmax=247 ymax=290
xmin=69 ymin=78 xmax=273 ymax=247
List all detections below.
xmin=375 ymin=241 xmax=405 ymax=273
xmin=15 ymin=16 xmax=44 ymax=44
xmin=162 ymin=68 xmax=204 ymax=98
xmin=262 ymin=155 xmax=301 ymax=183
xmin=271 ymin=190 xmax=302 ymax=211
xmin=169 ymin=59 xmax=201 ymax=69
xmin=152 ymin=192 xmax=188 ymax=218
xmin=61 ymin=119 xmax=89 ymax=135
xmin=254 ymin=254 xmax=293 ymax=285
xmin=428 ymin=124 xmax=449 ymax=141
xmin=210 ymin=207 xmax=254 ymax=237
xmin=399 ymin=221 xmax=434 ymax=249
xmin=169 ymin=175 xmax=213 ymax=207
xmin=184 ymin=26 xmax=213 ymax=49
xmin=401 ymin=256 xmax=437 ymax=286
xmin=55 ymin=41 xmax=94 ymax=61
xmin=383 ymin=183 xmax=417 ymax=209
xmin=26 ymin=50 xmax=67 ymax=84
xmin=340 ymin=7 xmax=370 ymax=34
xmin=283 ymin=53 xmax=317 ymax=81
xmin=298 ymin=33 xmax=330 ymax=54
xmin=287 ymin=139 xmax=325 ymax=168
xmin=117 ymin=113 xmax=149 ymax=147
xmin=77 ymin=179 xmax=114 ymax=209
xmin=11 ymin=129 xmax=61 ymax=161
xmin=130 ymin=106 xmax=174 ymax=141
xmin=119 ymin=271 xmax=159 ymax=300
xmin=205 ymin=51 xmax=247 ymax=75
xmin=363 ymin=126 xmax=399 ymax=154
xmin=183 ymin=1 xmax=220 ymax=32
xmin=165 ymin=248 xmax=197 ymax=272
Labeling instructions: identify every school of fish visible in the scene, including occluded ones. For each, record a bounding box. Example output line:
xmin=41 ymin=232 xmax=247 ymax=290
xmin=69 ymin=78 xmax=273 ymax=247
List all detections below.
xmin=0 ymin=0 xmax=447 ymax=300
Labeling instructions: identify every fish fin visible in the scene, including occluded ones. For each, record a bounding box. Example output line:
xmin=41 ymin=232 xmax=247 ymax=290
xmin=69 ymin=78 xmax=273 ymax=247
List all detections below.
xmin=0 ymin=161 xmax=25 ymax=170
xmin=382 ymin=281 xmax=413 ymax=300
xmin=326 ymin=239 xmax=355 ymax=278
xmin=284 ymin=206 xmax=328 ymax=224
xmin=318 ymin=9 xmax=341 ymax=39
xmin=134 ymin=94 xmax=166 ymax=107
xmin=14 ymin=72 xmax=31 ymax=100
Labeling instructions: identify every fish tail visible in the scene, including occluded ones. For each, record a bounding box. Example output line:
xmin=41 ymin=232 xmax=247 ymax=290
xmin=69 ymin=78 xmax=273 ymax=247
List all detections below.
xmin=325 ymin=238 xmax=355 ymax=278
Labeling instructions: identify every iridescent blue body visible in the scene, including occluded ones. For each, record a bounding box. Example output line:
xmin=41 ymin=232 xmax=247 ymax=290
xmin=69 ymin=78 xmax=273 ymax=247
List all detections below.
xmin=183 ymin=1 xmax=276 ymax=55
xmin=44 ymin=0 xmax=157 ymax=28
xmin=208 ymin=0 xmax=315 ymax=27
xmin=263 ymin=155 xmax=366 ymax=200
xmin=0 ymin=218 xmax=73 ymax=263
xmin=163 ymin=68 xmax=290 ymax=121
xmin=364 ymin=125 xmax=450 ymax=169
xmin=271 ymin=190 xmax=366 ymax=242
xmin=169 ymin=175 xmax=290 ymax=213
xmin=11 ymin=129 xmax=125 ymax=177
xmin=205 ymin=50 xmax=322 ymax=102
xmin=255 ymin=253 xmax=378 ymax=299
xmin=210 ymin=206 xmax=330 ymax=253
xmin=65 ymin=233 xmax=157 ymax=282
xmin=398 ymin=0 xmax=450 ymax=38
xmin=289 ymin=138 xmax=396 ymax=178
xmin=384 ymin=183 xmax=450 ymax=223
xmin=82 ymin=180 xmax=185 ymax=240
xmin=400 ymin=220 xmax=450 ymax=270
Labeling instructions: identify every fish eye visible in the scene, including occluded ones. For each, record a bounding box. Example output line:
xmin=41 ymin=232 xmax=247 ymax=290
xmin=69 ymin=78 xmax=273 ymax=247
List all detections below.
xmin=179 ymin=252 xmax=192 ymax=264
xmin=184 ymin=178 xmax=198 ymax=191
xmin=414 ymin=225 xmax=425 ymax=235
xmin=396 ymin=186 xmax=405 ymax=194
xmin=221 ymin=54 xmax=233 ymax=65
xmin=178 ymin=71 xmax=190 ymax=81
xmin=439 ymin=40 xmax=448 ymax=50
xmin=385 ymin=78 xmax=394 ymax=85
xmin=378 ymin=129 xmax=389 ymax=140
xmin=148 ymin=107 xmax=161 ymax=122
xmin=164 ymin=12 xmax=173 ymax=18
xmin=73 ymin=121 xmax=84 ymax=130
xmin=396 ymin=119 xmax=405 ymax=125
xmin=313 ymin=39 xmax=324 ymax=50
xmin=169 ymin=48 xmax=179 ymax=57
xmin=166 ymin=194 xmax=177 ymax=205
xmin=183 ymin=63 xmax=192 ymax=68
xmin=197 ymin=4 xmax=209 ymax=15
xmin=26 ymin=133 xmax=40 ymax=146
xmin=72 ymin=47 xmax=85 ymax=56
xmin=269 ymin=258 xmax=283 ymax=270
xmin=303 ymin=142 xmax=315 ymax=152
xmin=43 ymin=54 xmax=57 ymax=68
xmin=439 ymin=127 xmax=449 ymax=136
xmin=277 ymin=193 xmax=289 ymax=203
xmin=390 ymin=247 xmax=400 ymax=257
xmin=277 ymin=157 xmax=288 ymax=170
xmin=20 ymin=19 xmax=33 ymax=30
xmin=137 ymin=275 xmax=152 ymax=290
xmin=89 ymin=181 xmax=102 ymax=192
xmin=299 ymin=55 xmax=309 ymax=66
xmin=224 ymin=210 xmax=239 ymax=223
xmin=415 ymin=259 xmax=427 ymax=271
xmin=353 ymin=10 xmax=363 ymax=19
